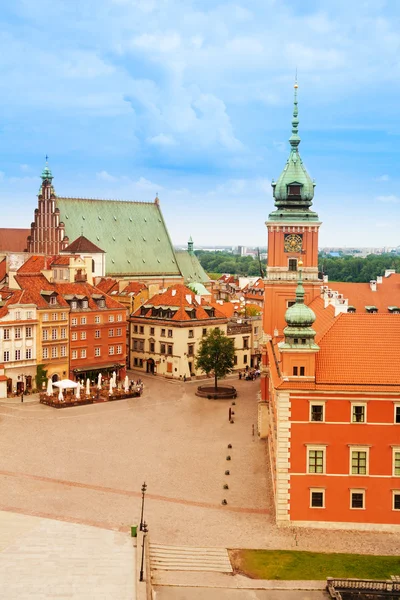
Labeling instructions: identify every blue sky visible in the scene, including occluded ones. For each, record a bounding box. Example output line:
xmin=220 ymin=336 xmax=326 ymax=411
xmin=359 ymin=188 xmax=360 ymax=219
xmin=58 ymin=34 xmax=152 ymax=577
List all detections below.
xmin=1 ymin=0 xmax=400 ymax=247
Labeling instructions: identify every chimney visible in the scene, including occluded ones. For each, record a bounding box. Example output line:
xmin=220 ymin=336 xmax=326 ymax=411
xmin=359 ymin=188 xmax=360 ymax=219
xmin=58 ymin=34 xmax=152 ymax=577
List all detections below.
xmin=385 ymin=269 xmax=396 ymax=277
xmin=376 ymin=276 xmax=383 ymax=284
xmin=370 ymin=280 xmax=377 ymax=292
xmin=172 ymin=289 xmax=176 ymax=297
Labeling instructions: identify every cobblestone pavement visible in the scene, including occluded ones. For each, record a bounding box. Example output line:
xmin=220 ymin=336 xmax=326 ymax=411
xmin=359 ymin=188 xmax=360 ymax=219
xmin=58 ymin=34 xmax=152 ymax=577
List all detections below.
xmin=0 ymin=510 xmax=135 ymax=599
xmin=0 ymin=373 xmax=399 ymax=556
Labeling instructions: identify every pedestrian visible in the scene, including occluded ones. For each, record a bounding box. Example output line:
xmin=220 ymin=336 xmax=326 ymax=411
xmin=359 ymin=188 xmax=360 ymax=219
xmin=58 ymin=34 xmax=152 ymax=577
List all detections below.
xmin=21 ymin=393 xmax=24 ymax=403
xmin=183 ymin=374 xmax=186 ymax=382
xmin=229 ymin=407 xmax=232 ymax=421
xmin=239 ymin=371 xmax=242 ymax=380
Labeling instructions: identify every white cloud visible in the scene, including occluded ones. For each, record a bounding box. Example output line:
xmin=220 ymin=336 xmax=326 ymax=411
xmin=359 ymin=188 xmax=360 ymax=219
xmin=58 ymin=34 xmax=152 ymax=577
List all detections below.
xmin=376 ymin=195 xmax=400 ymax=203
xmin=147 ymin=133 xmax=177 ymax=147
xmin=375 ymin=174 xmax=390 ymax=181
xmin=97 ymin=170 xmax=118 ymax=182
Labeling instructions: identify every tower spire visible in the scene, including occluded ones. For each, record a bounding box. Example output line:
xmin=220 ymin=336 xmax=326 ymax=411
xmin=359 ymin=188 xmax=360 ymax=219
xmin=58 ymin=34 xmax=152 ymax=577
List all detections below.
xmin=289 ymin=77 xmax=300 ymax=152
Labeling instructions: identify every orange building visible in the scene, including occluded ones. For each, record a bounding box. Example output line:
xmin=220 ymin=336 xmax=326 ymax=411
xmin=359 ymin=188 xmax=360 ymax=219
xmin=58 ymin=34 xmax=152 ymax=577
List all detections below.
xmin=261 ymin=84 xmax=400 ymax=531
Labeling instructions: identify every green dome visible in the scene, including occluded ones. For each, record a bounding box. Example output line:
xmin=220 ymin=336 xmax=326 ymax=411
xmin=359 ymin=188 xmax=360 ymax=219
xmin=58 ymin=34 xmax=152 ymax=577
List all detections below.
xmin=285 ymin=301 xmax=316 ymax=328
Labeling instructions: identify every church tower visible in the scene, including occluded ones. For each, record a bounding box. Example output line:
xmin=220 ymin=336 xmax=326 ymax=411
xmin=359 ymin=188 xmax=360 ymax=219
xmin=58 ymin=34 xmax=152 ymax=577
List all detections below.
xmin=264 ymin=83 xmax=322 ymax=336
xmin=27 ymin=162 xmax=69 ymax=254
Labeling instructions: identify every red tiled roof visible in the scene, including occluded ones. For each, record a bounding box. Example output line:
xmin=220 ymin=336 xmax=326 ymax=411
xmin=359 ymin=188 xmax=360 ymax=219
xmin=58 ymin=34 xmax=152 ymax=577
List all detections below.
xmin=211 ymin=301 xmax=235 ymax=318
xmin=0 ymin=288 xmax=38 ymax=319
xmin=0 ymin=229 xmax=29 ymax=252
xmin=96 ymin=278 xmax=117 ymax=294
xmin=63 ymin=235 xmax=105 ymax=254
xmin=0 ymin=258 xmax=6 ymax=283
xmin=316 ymin=313 xmax=400 ymax=387
xmin=123 ymin=282 xmax=146 ymax=294
xmin=325 ymin=274 xmax=400 ymax=313
xmin=15 ymin=274 xmax=125 ymax=311
xmin=308 ymin=296 xmax=337 ymax=342
xmin=132 ymin=284 xmax=227 ymax=322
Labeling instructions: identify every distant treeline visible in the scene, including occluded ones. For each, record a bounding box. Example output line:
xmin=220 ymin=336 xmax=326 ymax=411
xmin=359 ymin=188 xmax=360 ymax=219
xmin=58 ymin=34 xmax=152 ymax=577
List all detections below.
xmin=195 ymin=250 xmax=400 ymax=283
xmin=195 ymin=250 xmax=263 ymax=277
xmin=319 ymin=253 xmax=400 ymax=283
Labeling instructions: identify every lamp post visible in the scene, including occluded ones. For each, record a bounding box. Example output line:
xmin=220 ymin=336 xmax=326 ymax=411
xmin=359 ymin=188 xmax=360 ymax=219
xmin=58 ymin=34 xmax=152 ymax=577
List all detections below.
xmin=139 ymin=521 xmax=148 ymax=582
xmin=139 ymin=481 xmax=147 ymax=531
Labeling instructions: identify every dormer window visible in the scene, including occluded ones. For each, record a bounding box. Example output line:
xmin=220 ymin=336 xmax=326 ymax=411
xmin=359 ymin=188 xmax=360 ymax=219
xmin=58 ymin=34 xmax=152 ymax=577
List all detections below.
xmin=49 ymin=296 xmax=57 ymax=305
xmin=348 ymin=306 xmax=356 ymax=313
xmin=82 ymin=300 xmax=88 ymax=309
xmin=71 ymin=301 xmax=77 ymax=309
xmin=288 ymin=184 xmax=301 ymax=196
xmin=365 ymin=306 xmax=378 ymax=314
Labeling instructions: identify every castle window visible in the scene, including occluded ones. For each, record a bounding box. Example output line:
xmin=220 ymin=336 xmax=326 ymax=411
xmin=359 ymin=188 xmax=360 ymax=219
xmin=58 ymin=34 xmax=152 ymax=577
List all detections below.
xmin=300 ymin=366 xmax=305 ymax=376
xmin=288 ymin=259 xmax=297 ymax=272
xmin=310 ymin=404 xmax=324 ymax=422
xmin=350 ymin=490 xmax=365 ymax=509
xmin=393 ymin=492 xmax=400 ymax=511
xmin=293 ymin=366 xmax=298 ymax=376
xmin=302 ymin=338 xmax=306 ymax=345
xmin=288 ymin=185 xmax=301 ymax=196
xmin=310 ymin=489 xmax=325 ymax=508
xmin=294 ymin=338 xmax=298 ymax=344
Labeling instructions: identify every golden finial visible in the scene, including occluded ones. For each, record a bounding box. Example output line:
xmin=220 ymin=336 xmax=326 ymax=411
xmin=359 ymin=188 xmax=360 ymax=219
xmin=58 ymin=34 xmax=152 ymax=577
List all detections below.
xmin=298 ymin=259 xmax=303 ymax=267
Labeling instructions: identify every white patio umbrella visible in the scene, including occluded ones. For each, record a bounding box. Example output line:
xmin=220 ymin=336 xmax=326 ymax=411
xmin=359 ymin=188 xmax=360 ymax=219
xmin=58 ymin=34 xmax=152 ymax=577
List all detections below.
xmin=46 ymin=378 xmax=53 ymax=396
xmin=109 ymin=379 xmax=113 ymax=395
xmin=124 ymin=375 xmax=129 ymax=392
xmin=97 ymin=373 xmax=102 ymax=389
xmin=86 ymin=378 xmax=90 ymax=395
xmin=112 ymin=371 xmax=117 ymax=386
xmin=76 ymin=382 xmax=81 ymax=399
xmin=58 ymin=388 xmax=64 ymax=402
xmin=53 ymin=379 xmax=78 ymax=390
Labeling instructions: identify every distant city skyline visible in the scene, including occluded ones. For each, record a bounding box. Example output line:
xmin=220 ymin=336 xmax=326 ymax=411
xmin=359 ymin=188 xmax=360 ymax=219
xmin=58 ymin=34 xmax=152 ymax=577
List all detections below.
xmin=1 ymin=1 xmax=400 ymax=247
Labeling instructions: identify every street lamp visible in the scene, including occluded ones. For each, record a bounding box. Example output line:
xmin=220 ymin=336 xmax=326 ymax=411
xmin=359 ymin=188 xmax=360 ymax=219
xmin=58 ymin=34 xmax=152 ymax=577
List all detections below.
xmin=139 ymin=521 xmax=148 ymax=582
xmin=139 ymin=481 xmax=147 ymax=531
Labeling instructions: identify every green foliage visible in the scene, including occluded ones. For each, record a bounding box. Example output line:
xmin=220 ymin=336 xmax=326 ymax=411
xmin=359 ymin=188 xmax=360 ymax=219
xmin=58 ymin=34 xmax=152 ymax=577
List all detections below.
xmin=195 ymin=328 xmax=235 ymax=390
xmin=245 ymin=306 xmax=262 ymax=317
xmin=319 ymin=253 xmax=399 ymax=282
xmin=195 ymin=250 xmax=262 ymax=277
xmin=234 ymin=549 xmax=400 ymax=580
xmin=36 ymin=364 xmax=48 ymax=389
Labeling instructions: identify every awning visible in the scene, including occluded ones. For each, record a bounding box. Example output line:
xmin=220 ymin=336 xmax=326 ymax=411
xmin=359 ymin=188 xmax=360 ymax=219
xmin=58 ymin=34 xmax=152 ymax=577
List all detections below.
xmin=73 ymin=363 xmax=125 ymax=373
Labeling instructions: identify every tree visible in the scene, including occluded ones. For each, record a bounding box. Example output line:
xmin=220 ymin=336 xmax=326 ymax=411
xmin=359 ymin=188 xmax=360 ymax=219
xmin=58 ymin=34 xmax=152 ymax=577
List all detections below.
xmin=195 ymin=328 xmax=235 ymax=391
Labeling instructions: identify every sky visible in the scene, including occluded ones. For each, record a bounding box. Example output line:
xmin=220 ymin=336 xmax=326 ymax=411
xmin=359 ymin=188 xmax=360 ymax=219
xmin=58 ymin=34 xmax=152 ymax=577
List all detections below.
xmin=1 ymin=0 xmax=400 ymax=248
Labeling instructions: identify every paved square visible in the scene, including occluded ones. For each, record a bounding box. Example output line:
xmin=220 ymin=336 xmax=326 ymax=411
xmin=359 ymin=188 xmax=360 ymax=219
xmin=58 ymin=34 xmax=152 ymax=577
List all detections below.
xmin=1 ymin=373 xmax=400 ymax=558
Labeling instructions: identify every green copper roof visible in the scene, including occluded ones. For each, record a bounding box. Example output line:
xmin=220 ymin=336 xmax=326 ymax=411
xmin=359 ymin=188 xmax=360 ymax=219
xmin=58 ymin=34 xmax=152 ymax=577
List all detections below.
xmin=56 ymin=197 xmax=181 ymax=277
xmin=269 ymin=83 xmax=318 ymax=222
xmin=175 ymin=250 xmax=210 ymax=285
xmin=284 ymin=266 xmax=316 ymax=329
xmin=41 ymin=163 xmax=53 ymax=181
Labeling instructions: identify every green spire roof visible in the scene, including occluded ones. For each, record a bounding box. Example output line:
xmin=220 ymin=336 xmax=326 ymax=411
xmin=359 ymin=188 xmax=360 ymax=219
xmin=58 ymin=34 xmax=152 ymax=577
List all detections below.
xmin=269 ymin=82 xmax=318 ymax=222
xmin=283 ymin=263 xmax=317 ymax=340
xmin=41 ymin=162 xmax=53 ymax=181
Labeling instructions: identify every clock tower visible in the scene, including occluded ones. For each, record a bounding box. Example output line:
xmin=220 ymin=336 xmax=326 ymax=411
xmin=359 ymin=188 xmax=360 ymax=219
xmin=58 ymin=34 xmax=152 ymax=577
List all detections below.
xmin=264 ymin=83 xmax=322 ymax=336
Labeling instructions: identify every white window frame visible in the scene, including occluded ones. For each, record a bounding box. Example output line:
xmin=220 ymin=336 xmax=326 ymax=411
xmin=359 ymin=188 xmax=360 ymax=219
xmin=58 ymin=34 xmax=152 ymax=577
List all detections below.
xmin=72 ymin=332 xmax=77 ymax=341
xmin=26 ymin=311 xmax=33 ymax=320
xmin=108 ymin=315 xmax=115 ymax=323
xmin=393 ymin=448 xmax=400 ymax=477
xmin=3 ymin=350 xmax=9 ymax=362
xmin=393 ymin=490 xmax=400 ymax=511
xmin=80 ymin=349 xmax=86 ymax=358
xmin=42 ymin=329 xmax=48 ymax=341
xmin=15 ymin=349 xmax=21 ymax=361
xmin=395 ymin=404 xmax=400 ymax=424
xmin=350 ymin=489 xmax=365 ymax=510
xmin=3 ymin=328 xmax=10 ymax=340
xmin=71 ymin=350 xmax=77 ymax=360
xmin=51 ymin=328 xmax=57 ymax=340
xmin=61 ymin=346 xmax=67 ymax=358
xmin=109 ymin=346 xmax=115 ymax=356
xmin=61 ymin=328 xmax=67 ymax=339
xmin=350 ymin=446 xmax=369 ymax=476
xmin=116 ymin=328 xmax=122 ymax=336
xmin=95 ymin=347 xmax=101 ymax=357
xmin=351 ymin=402 xmax=367 ymax=423
xmin=52 ymin=313 xmax=58 ymax=321
xmin=42 ymin=348 xmax=48 ymax=360
xmin=14 ymin=327 xmax=21 ymax=340
xmin=51 ymin=347 xmax=58 ymax=359
xmin=310 ymin=402 xmax=325 ymax=423
xmin=25 ymin=327 xmax=32 ymax=338
xmin=116 ymin=345 xmax=122 ymax=354
xmin=306 ymin=445 xmax=326 ymax=474
xmin=95 ymin=315 xmax=101 ymax=324
xmin=80 ymin=317 xmax=87 ymax=325
xmin=61 ymin=312 xmax=67 ymax=321
xmin=25 ymin=348 xmax=32 ymax=360
xmin=310 ymin=488 xmax=325 ymax=509
xmin=117 ymin=314 xmax=122 ymax=322
xmin=81 ymin=331 xmax=86 ymax=340
xmin=43 ymin=313 xmax=49 ymax=322
xmin=49 ymin=296 xmax=57 ymax=305
xmin=71 ymin=317 xmax=77 ymax=326
xmin=108 ymin=329 xmax=114 ymax=337
xmin=95 ymin=330 xmax=100 ymax=338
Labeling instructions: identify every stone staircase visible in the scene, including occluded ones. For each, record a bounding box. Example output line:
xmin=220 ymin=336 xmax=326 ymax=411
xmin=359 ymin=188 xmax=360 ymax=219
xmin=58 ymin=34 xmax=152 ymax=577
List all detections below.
xmin=149 ymin=543 xmax=233 ymax=573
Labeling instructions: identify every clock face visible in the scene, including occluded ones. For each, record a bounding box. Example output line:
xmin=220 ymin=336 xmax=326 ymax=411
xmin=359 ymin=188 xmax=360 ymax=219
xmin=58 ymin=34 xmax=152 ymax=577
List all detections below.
xmin=284 ymin=233 xmax=303 ymax=253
